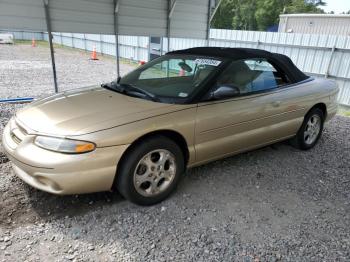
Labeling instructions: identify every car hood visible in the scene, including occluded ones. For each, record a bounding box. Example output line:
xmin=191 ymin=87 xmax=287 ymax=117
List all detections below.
xmin=16 ymin=86 xmax=190 ymax=136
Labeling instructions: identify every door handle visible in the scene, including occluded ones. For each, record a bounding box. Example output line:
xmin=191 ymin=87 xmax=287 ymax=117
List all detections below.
xmin=271 ymin=101 xmax=281 ymax=107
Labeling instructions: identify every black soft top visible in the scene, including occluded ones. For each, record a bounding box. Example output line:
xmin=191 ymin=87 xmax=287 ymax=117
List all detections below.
xmin=168 ymin=47 xmax=308 ymax=83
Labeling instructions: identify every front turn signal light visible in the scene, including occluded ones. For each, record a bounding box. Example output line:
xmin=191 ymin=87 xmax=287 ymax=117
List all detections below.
xmin=34 ymin=136 xmax=96 ymax=154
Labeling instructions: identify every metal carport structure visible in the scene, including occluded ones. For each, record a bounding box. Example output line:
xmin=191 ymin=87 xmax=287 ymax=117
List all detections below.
xmin=0 ymin=0 xmax=222 ymax=93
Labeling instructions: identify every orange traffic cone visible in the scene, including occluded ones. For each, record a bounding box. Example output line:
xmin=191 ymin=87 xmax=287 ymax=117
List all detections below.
xmin=90 ymin=45 xmax=98 ymax=60
xmin=31 ymin=37 xmax=36 ymax=47
xmin=139 ymin=60 xmax=146 ymax=66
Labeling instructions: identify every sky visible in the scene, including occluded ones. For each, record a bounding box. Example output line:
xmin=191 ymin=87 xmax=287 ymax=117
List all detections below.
xmin=322 ymin=0 xmax=350 ymax=14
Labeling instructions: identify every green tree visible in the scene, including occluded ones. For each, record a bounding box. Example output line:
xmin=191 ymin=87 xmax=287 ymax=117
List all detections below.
xmin=255 ymin=0 xmax=286 ymax=31
xmin=211 ymin=0 xmax=255 ymax=30
xmin=284 ymin=0 xmax=325 ymax=13
xmin=305 ymin=0 xmax=326 ymax=6
xmin=231 ymin=0 xmax=257 ymax=30
xmin=211 ymin=0 xmax=325 ymax=31
xmin=211 ymin=0 xmax=236 ymax=29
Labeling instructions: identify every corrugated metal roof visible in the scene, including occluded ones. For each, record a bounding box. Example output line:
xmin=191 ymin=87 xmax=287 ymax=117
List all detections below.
xmin=0 ymin=0 xmax=212 ymax=38
xmin=117 ymin=0 xmax=167 ymax=37
xmin=170 ymin=0 xmax=210 ymax=38
xmin=280 ymin=14 xmax=350 ymax=18
xmin=279 ymin=14 xmax=350 ymax=36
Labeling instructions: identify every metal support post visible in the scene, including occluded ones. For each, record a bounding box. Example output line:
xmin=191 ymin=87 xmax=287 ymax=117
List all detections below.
xmin=114 ymin=0 xmax=121 ymax=77
xmin=43 ymin=0 xmax=58 ymax=93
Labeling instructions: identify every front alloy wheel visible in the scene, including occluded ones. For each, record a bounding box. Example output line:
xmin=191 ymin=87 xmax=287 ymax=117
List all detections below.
xmin=133 ymin=149 xmax=176 ymax=197
xmin=116 ymin=135 xmax=184 ymax=205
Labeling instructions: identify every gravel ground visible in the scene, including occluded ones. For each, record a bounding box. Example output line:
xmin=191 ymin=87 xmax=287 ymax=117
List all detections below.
xmin=1 ymin=44 xmax=350 ymax=262
xmin=0 ymin=43 xmax=135 ymax=98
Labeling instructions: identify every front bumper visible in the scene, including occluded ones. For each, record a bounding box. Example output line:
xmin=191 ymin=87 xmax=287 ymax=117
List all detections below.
xmin=2 ymin=118 xmax=129 ymax=195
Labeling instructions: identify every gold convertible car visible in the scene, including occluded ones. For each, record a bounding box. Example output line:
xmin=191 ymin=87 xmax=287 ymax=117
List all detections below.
xmin=3 ymin=47 xmax=339 ymax=205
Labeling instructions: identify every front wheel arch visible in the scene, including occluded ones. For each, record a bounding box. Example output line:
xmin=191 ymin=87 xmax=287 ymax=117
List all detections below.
xmin=114 ymin=134 xmax=185 ymax=205
xmin=112 ymin=130 xmax=189 ymax=190
xmin=307 ymin=103 xmax=327 ymax=120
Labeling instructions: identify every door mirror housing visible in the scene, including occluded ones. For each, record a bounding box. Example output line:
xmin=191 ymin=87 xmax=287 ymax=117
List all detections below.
xmin=211 ymin=85 xmax=240 ymax=100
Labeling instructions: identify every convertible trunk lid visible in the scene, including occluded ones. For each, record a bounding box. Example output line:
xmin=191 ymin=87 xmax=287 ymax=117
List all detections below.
xmin=15 ymin=86 xmax=186 ymax=136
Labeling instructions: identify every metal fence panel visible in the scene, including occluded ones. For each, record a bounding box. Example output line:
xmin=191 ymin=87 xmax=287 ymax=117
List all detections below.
xmin=7 ymin=29 xmax=350 ymax=106
xmin=0 ymin=30 xmax=44 ymax=40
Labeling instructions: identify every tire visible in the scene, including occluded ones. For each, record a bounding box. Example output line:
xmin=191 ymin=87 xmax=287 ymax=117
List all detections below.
xmin=290 ymin=108 xmax=324 ymax=150
xmin=116 ymin=135 xmax=185 ymax=205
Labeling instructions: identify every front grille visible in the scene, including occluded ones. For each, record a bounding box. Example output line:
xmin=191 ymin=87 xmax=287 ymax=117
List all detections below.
xmin=10 ymin=119 xmax=29 ymax=145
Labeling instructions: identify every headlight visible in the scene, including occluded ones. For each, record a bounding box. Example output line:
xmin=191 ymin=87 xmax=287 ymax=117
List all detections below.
xmin=34 ymin=136 xmax=96 ymax=154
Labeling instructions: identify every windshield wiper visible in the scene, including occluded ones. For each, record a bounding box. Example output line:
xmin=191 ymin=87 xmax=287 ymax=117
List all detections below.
xmin=119 ymin=83 xmax=159 ymax=102
xmin=102 ymin=81 xmax=159 ymax=102
xmin=101 ymin=81 xmax=125 ymax=94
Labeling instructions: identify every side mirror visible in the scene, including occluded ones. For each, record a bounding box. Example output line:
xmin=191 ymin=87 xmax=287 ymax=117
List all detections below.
xmin=211 ymin=85 xmax=240 ymax=100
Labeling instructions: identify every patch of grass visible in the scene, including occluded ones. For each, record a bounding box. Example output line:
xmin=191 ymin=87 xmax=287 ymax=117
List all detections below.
xmin=337 ymin=109 xmax=350 ymax=117
xmin=336 ymin=104 xmax=350 ymax=117
xmin=16 ymin=40 xmax=79 ymax=51
xmin=14 ymin=39 xmax=50 ymax=47
xmin=343 ymin=111 xmax=350 ymax=117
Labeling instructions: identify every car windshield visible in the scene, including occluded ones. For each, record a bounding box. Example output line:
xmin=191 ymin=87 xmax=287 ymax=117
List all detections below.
xmin=119 ymin=54 xmax=223 ymax=102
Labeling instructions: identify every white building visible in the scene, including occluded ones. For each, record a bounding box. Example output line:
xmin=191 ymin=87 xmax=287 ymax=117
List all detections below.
xmin=279 ymin=14 xmax=350 ymax=36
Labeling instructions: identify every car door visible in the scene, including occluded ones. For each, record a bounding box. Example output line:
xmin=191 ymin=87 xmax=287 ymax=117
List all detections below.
xmin=194 ymin=58 xmax=303 ymax=164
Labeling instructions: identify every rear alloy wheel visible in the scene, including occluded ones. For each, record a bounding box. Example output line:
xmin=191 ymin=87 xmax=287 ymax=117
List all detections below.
xmin=304 ymin=114 xmax=322 ymax=145
xmin=116 ymin=136 xmax=184 ymax=205
xmin=291 ymin=108 xmax=324 ymax=150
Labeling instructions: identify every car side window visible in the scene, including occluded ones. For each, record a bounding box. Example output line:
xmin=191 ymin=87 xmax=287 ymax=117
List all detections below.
xmin=217 ymin=58 xmax=290 ymax=95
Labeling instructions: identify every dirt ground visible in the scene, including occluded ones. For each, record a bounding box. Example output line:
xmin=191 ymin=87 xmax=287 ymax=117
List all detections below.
xmin=0 ymin=44 xmax=349 ymax=262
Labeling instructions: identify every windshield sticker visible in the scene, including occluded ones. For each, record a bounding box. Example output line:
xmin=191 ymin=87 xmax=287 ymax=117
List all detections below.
xmin=195 ymin=58 xmax=221 ymax=67
xmin=178 ymin=92 xmax=188 ymax=98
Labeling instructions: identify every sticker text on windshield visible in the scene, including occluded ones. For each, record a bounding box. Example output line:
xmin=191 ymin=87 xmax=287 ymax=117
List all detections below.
xmin=195 ymin=59 xmax=221 ymax=67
